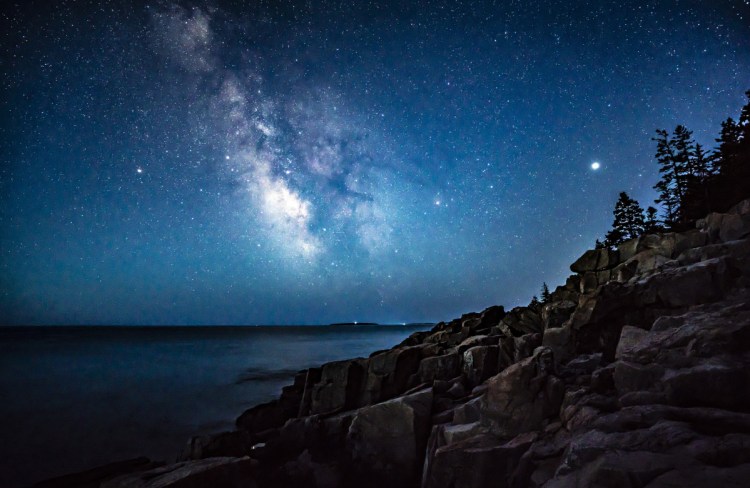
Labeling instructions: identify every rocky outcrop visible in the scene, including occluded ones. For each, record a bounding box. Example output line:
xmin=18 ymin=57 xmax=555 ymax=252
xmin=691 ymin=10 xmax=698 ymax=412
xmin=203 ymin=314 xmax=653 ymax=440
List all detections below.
xmin=186 ymin=198 xmax=750 ymax=487
xmin=43 ymin=198 xmax=750 ymax=487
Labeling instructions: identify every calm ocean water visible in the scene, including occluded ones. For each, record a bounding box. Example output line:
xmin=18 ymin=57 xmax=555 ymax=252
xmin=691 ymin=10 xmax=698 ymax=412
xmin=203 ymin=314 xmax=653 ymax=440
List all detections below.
xmin=0 ymin=325 xmax=430 ymax=488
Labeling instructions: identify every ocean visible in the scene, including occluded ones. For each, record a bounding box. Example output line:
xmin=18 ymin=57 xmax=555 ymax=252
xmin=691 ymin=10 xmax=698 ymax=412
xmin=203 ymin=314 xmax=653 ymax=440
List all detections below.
xmin=0 ymin=325 xmax=431 ymax=488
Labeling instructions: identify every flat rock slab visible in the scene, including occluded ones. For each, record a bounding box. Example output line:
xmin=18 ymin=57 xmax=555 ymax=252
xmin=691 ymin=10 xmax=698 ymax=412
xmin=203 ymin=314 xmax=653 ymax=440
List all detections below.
xmin=100 ymin=457 xmax=256 ymax=488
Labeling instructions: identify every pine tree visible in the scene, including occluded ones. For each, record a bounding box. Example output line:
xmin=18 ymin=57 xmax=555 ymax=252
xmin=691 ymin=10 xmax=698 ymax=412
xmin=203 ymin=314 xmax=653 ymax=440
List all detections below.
xmin=714 ymin=117 xmax=741 ymax=176
xmin=540 ymin=283 xmax=551 ymax=304
xmin=710 ymin=91 xmax=750 ymax=209
xmin=643 ymin=206 xmax=662 ymax=234
xmin=604 ymin=192 xmax=645 ymax=248
xmin=653 ymin=126 xmax=694 ymax=228
xmin=682 ymin=143 xmax=712 ymax=220
xmin=653 ymin=129 xmax=682 ymax=227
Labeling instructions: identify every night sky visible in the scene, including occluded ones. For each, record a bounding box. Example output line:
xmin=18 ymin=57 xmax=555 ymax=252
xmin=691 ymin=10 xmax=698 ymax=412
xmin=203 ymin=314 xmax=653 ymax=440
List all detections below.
xmin=2 ymin=1 xmax=749 ymax=325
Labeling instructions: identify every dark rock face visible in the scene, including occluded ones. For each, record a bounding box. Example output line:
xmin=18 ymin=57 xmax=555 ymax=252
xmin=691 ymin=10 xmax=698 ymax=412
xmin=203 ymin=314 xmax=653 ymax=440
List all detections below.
xmin=236 ymin=401 xmax=287 ymax=435
xmin=311 ymin=359 xmax=367 ymax=415
xmin=480 ymin=348 xmax=564 ymax=439
xmin=346 ymin=389 xmax=433 ymax=488
xmin=418 ymin=353 xmax=461 ymax=383
xmin=41 ymin=198 xmax=750 ymax=488
xmin=423 ymin=432 xmax=535 ymax=488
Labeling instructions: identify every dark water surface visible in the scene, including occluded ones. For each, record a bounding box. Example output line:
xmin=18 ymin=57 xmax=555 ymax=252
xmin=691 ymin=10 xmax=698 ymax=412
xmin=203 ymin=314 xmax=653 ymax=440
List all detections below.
xmin=0 ymin=325 xmax=430 ymax=487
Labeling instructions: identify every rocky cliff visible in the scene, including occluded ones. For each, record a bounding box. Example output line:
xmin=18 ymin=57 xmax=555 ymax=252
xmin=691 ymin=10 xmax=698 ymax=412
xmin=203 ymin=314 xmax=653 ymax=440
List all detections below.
xmin=52 ymin=200 xmax=750 ymax=488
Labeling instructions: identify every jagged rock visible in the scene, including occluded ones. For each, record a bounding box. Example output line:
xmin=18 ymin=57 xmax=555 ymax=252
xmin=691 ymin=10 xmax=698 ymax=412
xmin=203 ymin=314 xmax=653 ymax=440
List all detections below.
xmin=542 ymin=324 xmax=574 ymax=366
xmin=613 ymin=294 xmax=750 ymax=410
xmin=311 ymin=359 xmax=367 ymax=414
xmin=360 ymin=346 xmax=422 ymax=405
xmin=423 ymin=432 xmax=536 ymax=488
xmin=456 ymin=334 xmax=498 ymax=354
xmin=513 ymin=333 xmax=542 ymax=363
xmin=452 ymin=396 xmax=482 ymax=425
xmin=649 ymin=256 xmax=738 ymax=307
xmin=677 ymin=238 xmax=750 ymax=269
xmin=479 ymin=305 xmax=506 ymax=329
xmin=424 ymin=329 xmax=467 ymax=346
xmin=182 ymin=431 xmax=252 ymax=460
xmin=480 ymin=347 xmax=564 ymax=439
xmin=624 ymin=248 xmax=673 ymax=276
xmin=579 ymin=271 xmax=598 ymax=294
xmin=612 ymin=259 xmax=639 ymax=282
xmin=614 ymin=325 xmax=648 ymax=360
xmin=497 ymin=336 xmax=515 ymax=370
xmin=460 ymin=317 xmax=482 ymax=334
xmin=441 ymin=421 xmax=486 ymax=446
xmin=100 ymin=457 xmax=256 ymax=488
xmin=462 ymin=345 xmax=499 ymax=387
xmin=617 ymin=237 xmax=640 ymax=262
xmin=673 ymin=228 xmax=708 ymax=256
xmin=258 ymin=411 xmax=353 ymax=466
xmin=418 ymin=353 xmax=461 ymax=383
xmin=398 ymin=331 xmax=431 ymax=347
xmin=298 ymin=367 xmax=322 ymax=417
xmin=542 ymin=300 xmax=577 ymax=329
xmin=571 ymin=249 xmax=619 ymax=274
xmin=500 ymin=307 xmax=544 ymax=336
xmin=236 ymin=401 xmax=286 ymax=434
xmin=346 ymin=388 xmax=433 ymax=488
xmin=702 ymin=210 xmax=750 ymax=243
xmin=446 ymin=381 xmax=466 ymax=399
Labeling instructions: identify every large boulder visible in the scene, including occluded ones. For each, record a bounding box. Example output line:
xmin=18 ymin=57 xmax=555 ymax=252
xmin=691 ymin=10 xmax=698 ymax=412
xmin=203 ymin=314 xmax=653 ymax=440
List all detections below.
xmin=360 ymin=346 xmax=422 ymax=405
xmin=542 ymin=300 xmax=577 ymax=329
xmin=422 ymin=432 xmax=535 ymax=488
xmin=571 ymin=249 xmax=619 ymax=274
xmin=649 ymin=256 xmax=738 ymax=308
xmin=345 ymin=388 xmax=433 ymax=488
xmin=480 ymin=347 xmax=564 ymax=438
xmin=418 ymin=353 xmax=461 ymax=383
xmin=310 ymin=359 xmax=367 ymax=414
xmin=613 ymin=293 xmax=750 ymax=410
xmin=182 ymin=431 xmax=253 ymax=460
xmin=236 ymin=401 xmax=285 ymax=434
xmin=297 ymin=367 xmax=323 ymax=417
xmin=542 ymin=324 xmax=575 ymax=367
xmin=513 ymin=333 xmax=542 ymax=362
xmin=462 ymin=345 xmax=499 ymax=387
xmin=701 ymin=209 xmax=750 ymax=243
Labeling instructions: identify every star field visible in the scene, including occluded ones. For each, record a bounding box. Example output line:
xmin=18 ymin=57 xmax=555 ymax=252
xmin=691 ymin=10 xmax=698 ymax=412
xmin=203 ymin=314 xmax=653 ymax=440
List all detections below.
xmin=2 ymin=0 xmax=749 ymax=325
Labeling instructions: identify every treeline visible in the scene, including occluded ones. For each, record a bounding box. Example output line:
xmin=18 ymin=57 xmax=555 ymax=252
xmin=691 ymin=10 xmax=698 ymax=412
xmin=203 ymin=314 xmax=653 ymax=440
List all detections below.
xmin=598 ymin=90 xmax=750 ymax=249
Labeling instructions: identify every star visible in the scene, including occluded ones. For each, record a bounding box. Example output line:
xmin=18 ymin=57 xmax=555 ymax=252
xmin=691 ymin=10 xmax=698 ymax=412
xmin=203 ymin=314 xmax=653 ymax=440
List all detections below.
xmin=591 ymin=162 xmax=601 ymax=170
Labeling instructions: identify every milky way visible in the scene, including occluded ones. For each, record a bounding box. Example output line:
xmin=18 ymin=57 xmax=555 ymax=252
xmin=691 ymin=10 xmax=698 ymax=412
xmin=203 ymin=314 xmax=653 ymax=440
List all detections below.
xmin=2 ymin=1 xmax=749 ymax=324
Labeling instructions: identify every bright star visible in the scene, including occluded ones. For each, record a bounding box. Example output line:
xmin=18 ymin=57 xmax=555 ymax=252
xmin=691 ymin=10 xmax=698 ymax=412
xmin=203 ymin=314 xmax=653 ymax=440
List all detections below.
xmin=136 ymin=167 xmax=143 ymax=174
xmin=591 ymin=162 xmax=601 ymax=170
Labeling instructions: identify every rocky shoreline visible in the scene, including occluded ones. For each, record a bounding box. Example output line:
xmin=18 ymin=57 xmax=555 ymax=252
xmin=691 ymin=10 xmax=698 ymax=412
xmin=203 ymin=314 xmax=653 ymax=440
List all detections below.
xmin=38 ymin=199 xmax=750 ymax=487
